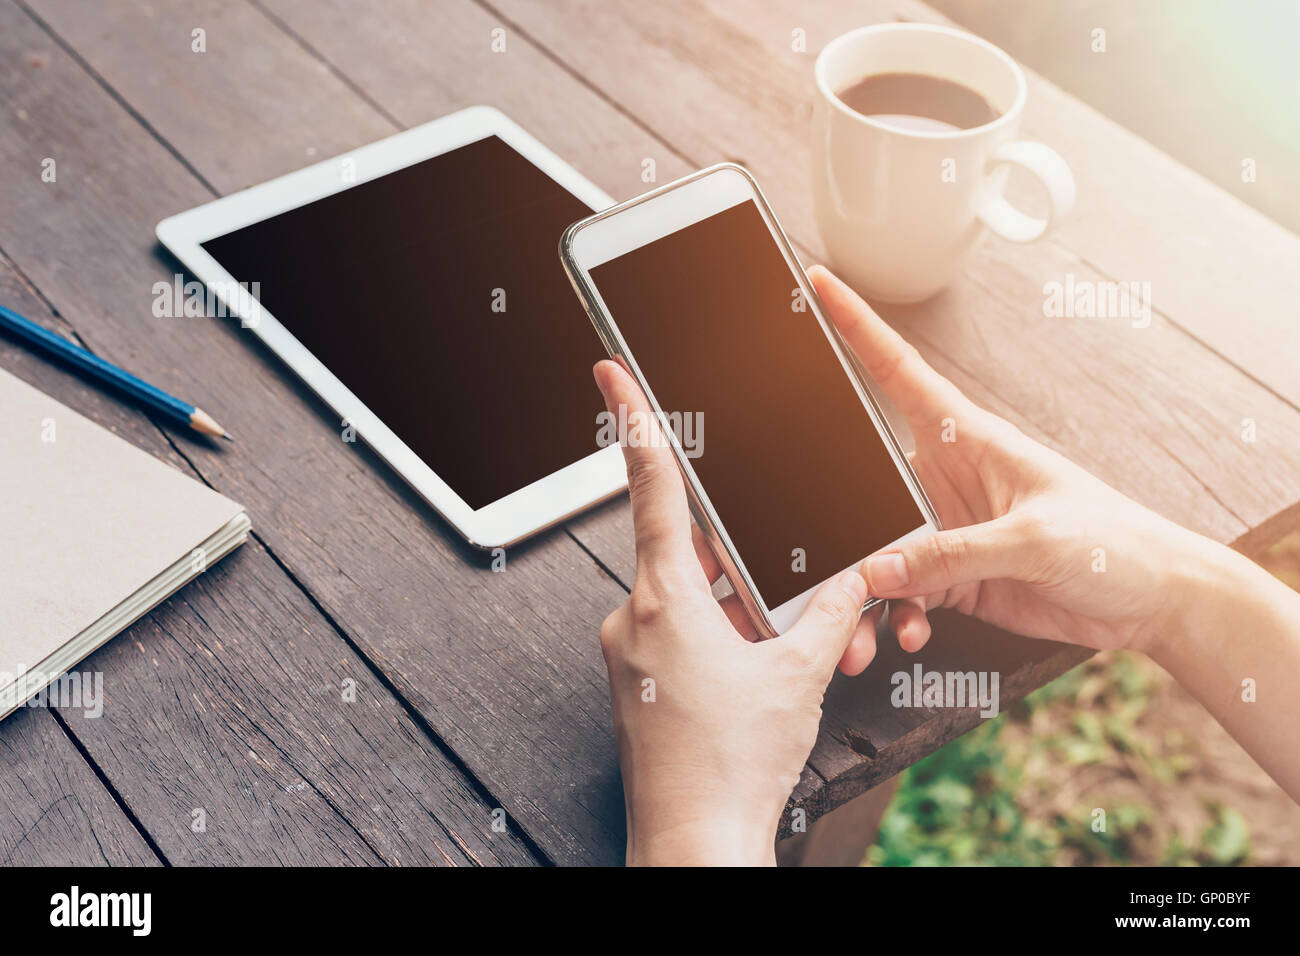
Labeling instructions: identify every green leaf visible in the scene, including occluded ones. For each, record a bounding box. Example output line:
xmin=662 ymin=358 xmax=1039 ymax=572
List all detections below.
xmin=1199 ymin=805 xmax=1250 ymax=865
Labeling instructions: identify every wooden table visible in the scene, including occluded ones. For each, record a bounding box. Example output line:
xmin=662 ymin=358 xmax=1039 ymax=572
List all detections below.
xmin=2 ymin=0 xmax=1297 ymax=866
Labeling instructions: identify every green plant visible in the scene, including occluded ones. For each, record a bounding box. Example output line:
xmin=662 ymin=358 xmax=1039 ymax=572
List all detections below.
xmin=866 ymin=652 xmax=1252 ymax=867
xmin=867 ymin=720 xmax=1059 ymax=866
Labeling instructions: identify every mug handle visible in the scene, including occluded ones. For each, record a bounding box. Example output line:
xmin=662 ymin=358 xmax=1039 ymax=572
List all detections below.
xmin=978 ymin=141 xmax=1076 ymax=243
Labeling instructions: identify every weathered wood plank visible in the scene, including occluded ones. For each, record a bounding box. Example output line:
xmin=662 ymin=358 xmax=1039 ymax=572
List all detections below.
xmin=801 ymin=615 xmax=1091 ymax=821
xmin=12 ymin=0 xmax=633 ymax=864
xmin=479 ymin=0 xmax=1300 ymax=561
xmin=240 ymin=0 xmax=1085 ymax=841
xmin=475 ymin=0 xmax=1300 ymax=819
xmin=259 ymin=0 xmax=1300 ymax=826
xmin=505 ymin=0 xmax=1300 ymax=411
xmin=59 ymin=533 xmax=541 ymax=865
xmin=0 ymin=706 xmax=160 ymax=865
xmin=890 ymin=0 xmax=1300 ymax=410
xmin=690 ymin=0 xmax=1300 ymax=532
xmin=0 ymin=55 xmax=536 ymax=862
xmin=257 ymin=0 xmax=699 ymax=201
xmin=259 ymin=0 xmax=857 ymax=832
xmin=18 ymin=0 xmax=1295 ymax=859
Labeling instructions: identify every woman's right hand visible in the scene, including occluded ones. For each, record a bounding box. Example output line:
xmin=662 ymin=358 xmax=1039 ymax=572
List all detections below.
xmin=808 ymin=266 xmax=1226 ymax=673
xmin=812 ymin=265 xmax=1300 ymax=801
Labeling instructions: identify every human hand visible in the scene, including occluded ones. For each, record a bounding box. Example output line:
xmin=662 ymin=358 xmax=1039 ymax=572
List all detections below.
xmin=810 ymin=266 xmax=1300 ymax=800
xmin=592 ymin=358 xmax=880 ymax=865
xmin=808 ymin=265 xmax=1222 ymax=672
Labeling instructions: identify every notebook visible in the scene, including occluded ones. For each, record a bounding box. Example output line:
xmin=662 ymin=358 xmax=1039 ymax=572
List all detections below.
xmin=0 ymin=368 xmax=250 ymax=720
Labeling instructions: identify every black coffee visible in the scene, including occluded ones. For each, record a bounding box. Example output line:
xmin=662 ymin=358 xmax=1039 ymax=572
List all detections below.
xmin=835 ymin=72 xmax=999 ymax=132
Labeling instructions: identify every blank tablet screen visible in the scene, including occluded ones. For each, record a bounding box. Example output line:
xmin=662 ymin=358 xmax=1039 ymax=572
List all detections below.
xmin=201 ymin=135 xmax=604 ymax=510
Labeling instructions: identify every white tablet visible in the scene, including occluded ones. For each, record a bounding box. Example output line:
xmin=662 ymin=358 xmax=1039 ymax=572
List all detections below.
xmin=157 ymin=107 xmax=626 ymax=549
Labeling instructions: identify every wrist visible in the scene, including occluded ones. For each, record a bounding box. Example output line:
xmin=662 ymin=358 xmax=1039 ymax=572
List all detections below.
xmin=620 ymin=764 xmax=789 ymax=865
xmin=1140 ymin=532 xmax=1273 ymax=668
xmin=627 ymin=815 xmax=777 ymax=866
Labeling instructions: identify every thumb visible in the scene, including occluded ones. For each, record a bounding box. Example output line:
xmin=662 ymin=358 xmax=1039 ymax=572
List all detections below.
xmin=783 ymin=567 xmax=871 ymax=674
xmin=863 ymin=515 xmax=1031 ymax=599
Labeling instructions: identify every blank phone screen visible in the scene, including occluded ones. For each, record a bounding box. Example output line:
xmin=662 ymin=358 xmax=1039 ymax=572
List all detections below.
xmin=589 ymin=199 xmax=927 ymax=608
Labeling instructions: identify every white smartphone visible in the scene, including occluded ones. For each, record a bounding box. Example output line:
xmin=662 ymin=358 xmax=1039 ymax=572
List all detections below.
xmin=560 ymin=163 xmax=940 ymax=639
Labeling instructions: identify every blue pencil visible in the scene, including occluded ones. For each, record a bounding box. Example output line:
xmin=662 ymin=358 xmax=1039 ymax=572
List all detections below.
xmin=0 ymin=302 xmax=232 ymax=441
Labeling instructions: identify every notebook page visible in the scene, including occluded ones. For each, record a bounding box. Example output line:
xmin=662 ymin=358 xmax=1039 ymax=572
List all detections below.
xmin=0 ymin=368 xmax=244 ymax=677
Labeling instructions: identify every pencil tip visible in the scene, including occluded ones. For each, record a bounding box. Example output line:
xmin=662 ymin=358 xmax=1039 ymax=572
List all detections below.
xmin=190 ymin=408 xmax=231 ymax=440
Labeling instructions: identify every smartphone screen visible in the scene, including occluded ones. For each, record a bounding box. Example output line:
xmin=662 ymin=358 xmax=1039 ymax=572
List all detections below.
xmin=588 ymin=198 xmax=928 ymax=610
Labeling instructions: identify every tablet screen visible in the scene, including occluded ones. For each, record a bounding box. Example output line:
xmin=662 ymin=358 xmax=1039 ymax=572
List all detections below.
xmin=201 ymin=135 xmax=604 ymax=510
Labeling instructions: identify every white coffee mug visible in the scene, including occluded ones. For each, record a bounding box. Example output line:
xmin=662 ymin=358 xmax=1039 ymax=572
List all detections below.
xmin=813 ymin=23 xmax=1075 ymax=303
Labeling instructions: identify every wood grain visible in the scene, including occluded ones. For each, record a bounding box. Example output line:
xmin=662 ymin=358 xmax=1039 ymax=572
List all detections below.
xmin=6 ymin=0 xmax=1296 ymax=862
xmin=0 ymin=705 xmax=159 ymax=865
xmin=247 ymin=0 xmax=1207 ymax=836
xmin=891 ymin=0 xmax=1300 ymax=410
xmin=0 ymin=100 xmax=535 ymax=863
xmin=215 ymin=0 xmax=1300 ymax=829
xmin=12 ymin=0 xmax=634 ymax=864
xmin=474 ymin=0 xmax=1300 ymax=817
xmin=478 ymin=0 xmax=1300 ymax=556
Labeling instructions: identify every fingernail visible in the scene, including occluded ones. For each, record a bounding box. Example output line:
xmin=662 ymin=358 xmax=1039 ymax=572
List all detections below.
xmin=865 ymin=553 xmax=908 ymax=592
xmin=838 ymin=569 xmax=868 ymax=605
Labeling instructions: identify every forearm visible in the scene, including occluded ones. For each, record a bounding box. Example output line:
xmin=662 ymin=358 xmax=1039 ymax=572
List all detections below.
xmin=1147 ymin=537 xmax=1300 ymax=801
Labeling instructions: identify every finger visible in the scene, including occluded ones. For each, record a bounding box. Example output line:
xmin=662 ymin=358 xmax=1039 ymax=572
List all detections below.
xmin=784 ymin=567 xmax=870 ymax=674
xmin=594 ymin=360 xmax=698 ymax=572
xmin=718 ymin=592 xmax=761 ymax=642
xmin=838 ymin=602 xmax=884 ymax=676
xmin=691 ymin=521 xmax=724 ymax=584
xmin=890 ymin=598 xmax=932 ymax=653
xmin=863 ymin=514 xmax=1033 ymax=599
xmin=807 ymin=265 xmax=967 ymax=423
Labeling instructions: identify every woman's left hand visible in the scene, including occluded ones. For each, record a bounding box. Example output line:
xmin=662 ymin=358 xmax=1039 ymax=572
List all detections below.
xmin=593 ymin=359 xmax=878 ymax=866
